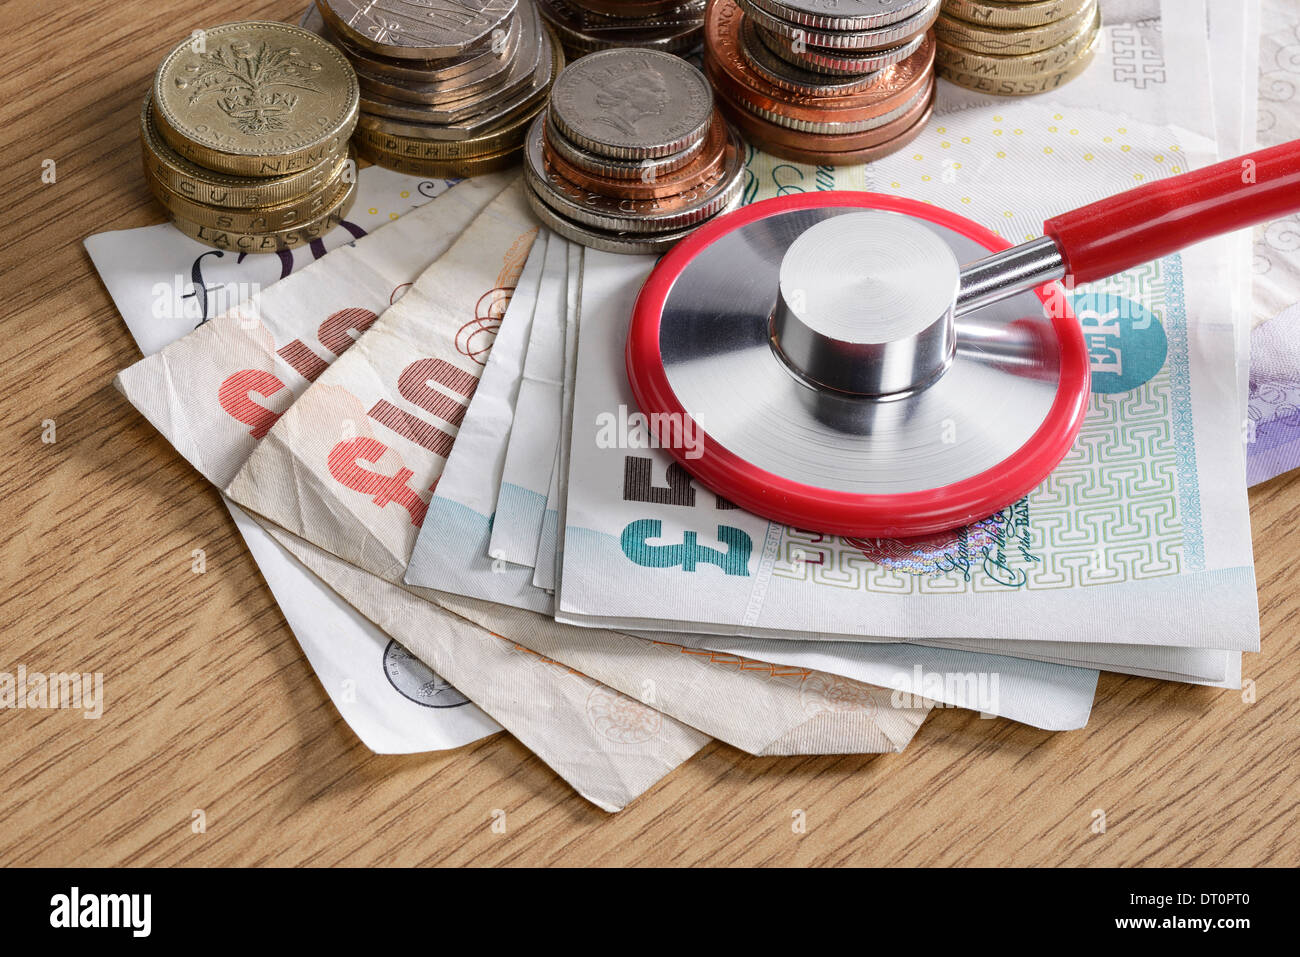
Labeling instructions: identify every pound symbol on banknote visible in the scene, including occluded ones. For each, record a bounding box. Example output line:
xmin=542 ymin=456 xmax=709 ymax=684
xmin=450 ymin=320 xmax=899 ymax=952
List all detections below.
xmin=181 ymin=249 xmax=225 ymax=328
xmin=619 ymin=519 xmax=753 ymax=576
xmin=327 ymin=436 xmax=430 ymax=527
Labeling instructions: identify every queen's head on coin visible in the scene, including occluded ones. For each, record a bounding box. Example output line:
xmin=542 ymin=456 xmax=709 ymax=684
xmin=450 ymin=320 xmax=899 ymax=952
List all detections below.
xmin=591 ymin=67 xmax=672 ymax=137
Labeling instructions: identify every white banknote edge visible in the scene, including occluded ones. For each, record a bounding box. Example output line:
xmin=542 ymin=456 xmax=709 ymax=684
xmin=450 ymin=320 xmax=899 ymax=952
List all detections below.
xmin=492 ymin=238 xmax=570 ymax=567
xmin=87 ymin=168 xmax=505 ymax=754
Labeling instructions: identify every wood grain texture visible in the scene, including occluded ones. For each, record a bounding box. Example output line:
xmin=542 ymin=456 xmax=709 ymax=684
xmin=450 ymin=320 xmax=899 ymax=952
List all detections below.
xmin=0 ymin=0 xmax=1296 ymax=868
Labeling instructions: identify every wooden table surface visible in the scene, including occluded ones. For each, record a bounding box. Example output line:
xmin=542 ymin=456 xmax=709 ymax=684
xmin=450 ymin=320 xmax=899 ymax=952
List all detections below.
xmin=2 ymin=0 xmax=1296 ymax=868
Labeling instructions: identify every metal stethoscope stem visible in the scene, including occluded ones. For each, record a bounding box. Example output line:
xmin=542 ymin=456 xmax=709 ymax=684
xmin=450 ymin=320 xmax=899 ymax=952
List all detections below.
xmin=955 ymin=237 xmax=1066 ymax=318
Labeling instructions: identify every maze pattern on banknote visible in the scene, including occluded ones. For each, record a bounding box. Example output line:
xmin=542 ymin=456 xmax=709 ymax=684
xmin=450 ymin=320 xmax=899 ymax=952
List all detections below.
xmin=1110 ymin=22 xmax=1167 ymax=90
xmin=771 ymin=255 xmax=1199 ymax=594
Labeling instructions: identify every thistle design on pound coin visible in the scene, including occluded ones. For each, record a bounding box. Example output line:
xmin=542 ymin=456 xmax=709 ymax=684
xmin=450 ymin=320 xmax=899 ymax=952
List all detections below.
xmin=175 ymin=40 xmax=325 ymax=135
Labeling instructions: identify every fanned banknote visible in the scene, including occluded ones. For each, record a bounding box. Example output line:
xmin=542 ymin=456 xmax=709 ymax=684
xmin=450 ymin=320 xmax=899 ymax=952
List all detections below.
xmin=167 ymin=180 xmax=935 ymax=785
xmin=217 ymin=180 xmax=946 ymax=755
xmin=91 ymin=165 xmax=503 ymax=753
xmin=115 ymin=178 xmax=721 ymax=810
xmin=533 ymin=248 xmax=584 ymax=594
xmin=492 ymin=238 xmax=571 ymax=568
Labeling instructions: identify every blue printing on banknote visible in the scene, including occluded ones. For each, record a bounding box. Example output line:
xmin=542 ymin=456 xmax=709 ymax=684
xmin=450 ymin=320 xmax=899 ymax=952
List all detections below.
xmin=409 ymin=497 xmax=552 ymax=612
xmin=1160 ymin=251 xmax=1205 ymax=571
xmin=494 ymin=482 xmax=548 ymax=546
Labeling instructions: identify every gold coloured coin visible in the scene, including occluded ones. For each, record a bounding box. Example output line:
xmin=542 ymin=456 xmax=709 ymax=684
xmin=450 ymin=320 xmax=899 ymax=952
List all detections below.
xmin=935 ymin=0 xmax=1096 ymax=55
xmin=353 ymin=138 xmax=523 ymax=177
xmin=937 ymin=27 xmax=1099 ymax=93
xmin=941 ymin=0 xmax=1091 ymax=30
xmin=935 ymin=8 xmax=1098 ymax=77
xmin=353 ymin=99 xmax=545 ymax=158
xmin=152 ymin=21 xmax=360 ymax=176
xmin=170 ymin=176 xmax=358 ymax=252
xmin=146 ymin=148 xmax=354 ymax=231
xmin=140 ymin=93 xmax=347 ymax=208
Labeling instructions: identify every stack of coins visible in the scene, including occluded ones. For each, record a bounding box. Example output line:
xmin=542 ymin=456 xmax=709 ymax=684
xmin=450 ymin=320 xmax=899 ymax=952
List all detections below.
xmin=705 ymin=0 xmax=939 ymax=165
xmin=304 ymin=0 xmax=561 ymax=177
xmin=141 ymin=21 xmax=360 ymax=253
xmin=523 ymin=49 xmax=745 ymax=253
xmin=536 ymin=0 xmax=706 ymax=60
xmin=934 ymin=0 xmax=1100 ymax=95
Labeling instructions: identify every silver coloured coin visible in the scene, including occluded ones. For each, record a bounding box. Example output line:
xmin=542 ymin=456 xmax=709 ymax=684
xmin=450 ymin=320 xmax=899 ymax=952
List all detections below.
xmin=741 ymin=17 xmax=885 ymax=93
xmin=743 ymin=0 xmax=930 ymax=32
xmin=524 ymin=114 xmax=744 ymax=232
xmin=359 ymin=5 xmax=546 ymax=123
xmin=356 ymin=56 xmax=522 ymax=105
xmin=357 ymin=28 xmax=558 ymax=140
xmin=548 ymin=47 xmax=713 ymax=158
xmin=754 ymin=19 xmax=924 ymax=76
xmin=303 ymin=4 xmax=520 ymax=83
xmin=525 ymin=180 xmax=736 ymax=253
xmin=352 ymin=24 xmax=523 ymax=103
xmin=545 ymin=115 xmax=705 ymax=179
xmin=737 ymin=0 xmax=940 ymax=51
xmin=318 ymin=0 xmax=518 ymax=59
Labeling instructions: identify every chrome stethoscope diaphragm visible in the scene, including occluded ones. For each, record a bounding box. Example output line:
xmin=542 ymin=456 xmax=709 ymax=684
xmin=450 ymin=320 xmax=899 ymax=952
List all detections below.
xmin=627 ymin=140 xmax=1300 ymax=536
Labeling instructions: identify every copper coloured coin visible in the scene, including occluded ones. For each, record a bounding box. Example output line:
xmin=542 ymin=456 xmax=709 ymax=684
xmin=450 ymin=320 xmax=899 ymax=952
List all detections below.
xmin=718 ymin=83 xmax=933 ymax=163
xmin=741 ymin=75 xmax=933 ymax=138
xmin=716 ymin=77 xmax=933 ymax=149
xmin=543 ymin=110 xmax=728 ymax=198
xmin=524 ymin=114 xmax=745 ymax=233
xmin=704 ymin=0 xmax=934 ymax=126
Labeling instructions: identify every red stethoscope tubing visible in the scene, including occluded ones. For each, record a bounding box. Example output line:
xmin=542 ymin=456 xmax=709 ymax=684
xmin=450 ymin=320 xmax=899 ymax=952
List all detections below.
xmin=1045 ymin=139 xmax=1300 ymax=282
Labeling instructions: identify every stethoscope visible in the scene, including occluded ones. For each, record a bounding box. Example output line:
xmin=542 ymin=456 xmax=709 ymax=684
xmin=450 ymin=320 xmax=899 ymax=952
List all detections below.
xmin=626 ymin=140 xmax=1300 ymax=537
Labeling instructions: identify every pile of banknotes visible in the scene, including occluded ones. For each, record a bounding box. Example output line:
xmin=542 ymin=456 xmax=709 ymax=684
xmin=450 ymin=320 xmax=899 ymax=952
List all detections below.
xmin=90 ymin=1 xmax=1281 ymax=811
